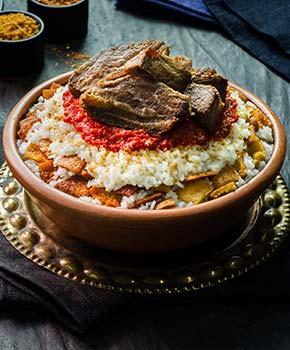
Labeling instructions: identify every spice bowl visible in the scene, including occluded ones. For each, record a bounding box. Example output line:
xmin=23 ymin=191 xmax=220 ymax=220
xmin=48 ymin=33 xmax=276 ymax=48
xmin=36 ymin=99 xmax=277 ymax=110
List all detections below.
xmin=0 ymin=11 xmax=45 ymax=78
xmin=27 ymin=0 xmax=89 ymax=41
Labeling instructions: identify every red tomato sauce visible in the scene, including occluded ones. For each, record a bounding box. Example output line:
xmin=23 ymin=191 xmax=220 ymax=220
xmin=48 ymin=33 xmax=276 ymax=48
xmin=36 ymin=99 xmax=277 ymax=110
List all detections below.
xmin=62 ymin=90 xmax=238 ymax=152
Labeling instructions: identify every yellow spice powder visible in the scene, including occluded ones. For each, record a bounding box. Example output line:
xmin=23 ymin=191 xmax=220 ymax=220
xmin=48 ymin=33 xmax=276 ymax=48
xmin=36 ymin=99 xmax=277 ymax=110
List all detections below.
xmin=0 ymin=13 xmax=40 ymax=41
xmin=37 ymin=0 xmax=81 ymax=5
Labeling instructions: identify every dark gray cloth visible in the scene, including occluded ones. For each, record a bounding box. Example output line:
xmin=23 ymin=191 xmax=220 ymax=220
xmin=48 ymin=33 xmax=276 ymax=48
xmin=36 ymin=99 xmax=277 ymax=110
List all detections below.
xmin=0 ymin=233 xmax=132 ymax=334
xmin=1 ymin=224 xmax=290 ymax=334
xmin=205 ymin=0 xmax=290 ymax=82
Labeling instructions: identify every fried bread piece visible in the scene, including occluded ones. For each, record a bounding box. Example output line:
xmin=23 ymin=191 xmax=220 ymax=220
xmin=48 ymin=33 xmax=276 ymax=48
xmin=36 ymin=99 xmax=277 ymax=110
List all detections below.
xmin=246 ymin=133 xmax=266 ymax=165
xmin=24 ymin=143 xmax=55 ymax=182
xmin=155 ymin=198 xmax=176 ymax=210
xmin=55 ymin=176 xmax=90 ymax=197
xmin=212 ymin=166 xmax=240 ymax=188
xmin=177 ymin=178 xmax=213 ymax=204
xmin=185 ymin=170 xmax=218 ymax=182
xmin=56 ymin=155 xmax=86 ymax=175
xmin=234 ymin=151 xmax=248 ymax=178
xmin=210 ymin=181 xmax=237 ymax=199
xmin=115 ymin=185 xmax=138 ymax=197
xmin=248 ymin=108 xmax=272 ymax=131
xmin=90 ymin=187 xmax=120 ymax=207
xmin=24 ymin=144 xmax=53 ymax=169
xmin=128 ymin=192 xmax=164 ymax=209
xmin=18 ymin=113 xmax=39 ymax=140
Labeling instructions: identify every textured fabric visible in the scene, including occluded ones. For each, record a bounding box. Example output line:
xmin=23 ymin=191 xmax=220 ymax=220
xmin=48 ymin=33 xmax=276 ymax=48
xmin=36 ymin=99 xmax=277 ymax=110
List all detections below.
xmin=116 ymin=0 xmax=217 ymax=24
xmin=1 ymin=226 xmax=290 ymax=334
xmin=204 ymin=0 xmax=290 ymax=82
xmin=222 ymin=0 xmax=290 ymax=55
xmin=0 ymin=233 xmax=133 ymax=333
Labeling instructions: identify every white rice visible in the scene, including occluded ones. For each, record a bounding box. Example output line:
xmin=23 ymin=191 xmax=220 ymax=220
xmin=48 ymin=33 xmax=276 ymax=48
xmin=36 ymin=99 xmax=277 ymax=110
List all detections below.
xmin=18 ymin=85 xmax=274 ymax=209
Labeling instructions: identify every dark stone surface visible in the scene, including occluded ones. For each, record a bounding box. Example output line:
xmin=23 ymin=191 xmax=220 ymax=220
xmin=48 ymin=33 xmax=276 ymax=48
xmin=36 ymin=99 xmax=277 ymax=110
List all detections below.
xmin=0 ymin=0 xmax=289 ymax=349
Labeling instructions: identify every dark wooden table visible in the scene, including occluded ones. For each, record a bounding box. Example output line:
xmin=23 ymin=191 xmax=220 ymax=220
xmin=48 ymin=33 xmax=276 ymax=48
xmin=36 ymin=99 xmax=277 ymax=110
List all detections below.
xmin=0 ymin=0 xmax=289 ymax=349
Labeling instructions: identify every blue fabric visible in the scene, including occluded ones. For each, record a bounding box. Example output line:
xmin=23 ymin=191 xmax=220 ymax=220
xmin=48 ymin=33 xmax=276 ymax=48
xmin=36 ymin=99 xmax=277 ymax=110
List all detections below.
xmin=116 ymin=0 xmax=217 ymax=24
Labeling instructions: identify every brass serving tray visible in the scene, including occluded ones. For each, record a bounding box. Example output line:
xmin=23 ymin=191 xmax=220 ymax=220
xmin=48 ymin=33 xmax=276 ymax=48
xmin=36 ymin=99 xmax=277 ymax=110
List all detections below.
xmin=0 ymin=163 xmax=289 ymax=294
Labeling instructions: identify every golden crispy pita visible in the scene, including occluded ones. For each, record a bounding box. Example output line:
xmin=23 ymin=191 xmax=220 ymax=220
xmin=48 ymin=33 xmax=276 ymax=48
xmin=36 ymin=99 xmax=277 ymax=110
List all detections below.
xmin=210 ymin=181 xmax=237 ymax=199
xmin=129 ymin=192 xmax=164 ymax=209
xmin=234 ymin=151 xmax=247 ymax=178
xmin=56 ymin=155 xmax=86 ymax=175
xmin=248 ymin=108 xmax=271 ymax=131
xmin=116 ymin=185 xmax=138 ymax=197
xmin=18 ymin=114 xmax=40 ymax=140
xmin=90 ymin=187 xmax=120 ymax=208
xmin=55 ymin=176 xmax=90 ymax=198
xmin=155 ymin=198 xmax=176 ymax=210
xmin=212 ymin=166 xmax=240 ymax=188
xmin=185 ymin=171 xmax=217 ymax=182
xmin=246 ymin=133 xmax=266 ymax=165
xmin=177 ymin=178 xmax=213 ymax=204
xmin=24 ymin=144 xmax=54 ymax=174
xmin=24 ymin=143 xmax=47 ymax=163
xmin=39 ymin=170 xmax=54 ymax=182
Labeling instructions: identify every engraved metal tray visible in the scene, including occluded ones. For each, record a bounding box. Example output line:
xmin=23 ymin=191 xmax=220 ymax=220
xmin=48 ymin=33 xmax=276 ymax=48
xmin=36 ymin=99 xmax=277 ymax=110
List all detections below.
xmin=0 ymin=163 xmax=289 ymax=294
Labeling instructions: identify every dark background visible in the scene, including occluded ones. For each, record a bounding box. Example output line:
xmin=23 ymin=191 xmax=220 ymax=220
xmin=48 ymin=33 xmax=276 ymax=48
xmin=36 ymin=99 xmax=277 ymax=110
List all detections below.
xmin=0 ymin=0 xmax=290 ymax=349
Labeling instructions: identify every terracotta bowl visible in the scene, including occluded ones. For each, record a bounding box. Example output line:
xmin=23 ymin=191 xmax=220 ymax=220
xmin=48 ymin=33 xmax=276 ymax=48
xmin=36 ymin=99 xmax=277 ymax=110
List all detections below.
xmin=3 ymin=72 xmax=286 ymax=253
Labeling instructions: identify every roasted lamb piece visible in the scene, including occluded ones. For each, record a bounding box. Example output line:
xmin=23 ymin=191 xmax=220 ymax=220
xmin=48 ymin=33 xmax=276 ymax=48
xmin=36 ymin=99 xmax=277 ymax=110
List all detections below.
xmin=185 ymin=83 xmax=224 ymax=131
xmin=191 ymin=68 xmax=228 ymax=102
xmin=80 ymin=71 xmax=189 ymax=135
xmin=69 ymin=39 xmax=229 ymax=135
xmin=68 ymin=40 xmax=169 ymax=97
xmin=119 ymin=47 xmax=191 ymax=91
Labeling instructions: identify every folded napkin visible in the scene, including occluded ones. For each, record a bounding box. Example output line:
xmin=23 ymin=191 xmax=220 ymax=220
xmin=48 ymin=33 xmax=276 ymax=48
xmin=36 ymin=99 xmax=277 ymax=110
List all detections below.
xmin=116 ymin=0 xmax=290 ymax=82
xmin=116 ymin=0 xmax=217 ymax=24
xmin=1 ymin=224 xmax=290 ymax=334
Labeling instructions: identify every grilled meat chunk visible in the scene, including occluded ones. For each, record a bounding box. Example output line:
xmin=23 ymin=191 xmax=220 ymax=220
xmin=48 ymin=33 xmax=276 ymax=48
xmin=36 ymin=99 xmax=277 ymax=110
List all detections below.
xmin=191 ymin=68 xmax=228 ymax=102
xmin=171 ymin=55 xmax=193 ymax=71
xmin=68 ymin=40 xmax=169 ymax=97
xmin=119 ymin=47 xmax=191 ymax=91
xmin=186 ymin=83 xmax=224 ymax=131
xmin=80 ymin=72 xmax=189 ymax=135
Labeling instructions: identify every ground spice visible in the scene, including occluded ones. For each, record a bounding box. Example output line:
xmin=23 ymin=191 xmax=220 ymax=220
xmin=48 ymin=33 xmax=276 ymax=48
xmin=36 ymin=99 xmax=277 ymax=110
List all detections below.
xmin=50 ymin=46 xmax=91 ymax=68
xmin=0 ymin=13 xmax=40 ymax=41
xmin=36 ymin=0 xmax=81 ymax=6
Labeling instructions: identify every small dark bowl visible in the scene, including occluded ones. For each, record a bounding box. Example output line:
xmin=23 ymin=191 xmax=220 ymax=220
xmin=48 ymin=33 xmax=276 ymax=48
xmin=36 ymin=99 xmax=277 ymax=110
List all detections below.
xmin=27 ymin=0 xmax=88 ymax=41
xmin=0 ymin=11 xmax=45 ymax=79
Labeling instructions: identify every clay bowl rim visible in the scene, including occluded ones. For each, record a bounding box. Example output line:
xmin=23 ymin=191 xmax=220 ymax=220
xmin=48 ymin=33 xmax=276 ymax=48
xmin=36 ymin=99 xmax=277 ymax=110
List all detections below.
xmin=3 ymin=71 xmax=286 ymax=220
